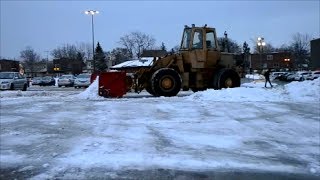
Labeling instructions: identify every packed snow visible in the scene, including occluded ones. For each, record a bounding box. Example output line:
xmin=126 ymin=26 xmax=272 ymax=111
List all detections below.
xmin=111 ymin=58 xmax=154 ymax=69
xmin=77 ymin=77 xmax=320 ymax=103
xmin=0 ymin=78 xmax=319 ymax=179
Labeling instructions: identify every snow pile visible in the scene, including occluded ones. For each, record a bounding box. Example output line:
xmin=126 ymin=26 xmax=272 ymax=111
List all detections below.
xmin=241 ymin=81 xmax=278 ymax=88
xmin=188 ymin=78 xmax=320 ymax=102
xmin=186 ymin=87 xmax=286 ymax=102
xmin=75 ymin=76 xmax=103 ymax=100
xmin=111 ymin=58 xmax=153 ymax=69
xmin=285 ymin=78 xmax=320 ymax=102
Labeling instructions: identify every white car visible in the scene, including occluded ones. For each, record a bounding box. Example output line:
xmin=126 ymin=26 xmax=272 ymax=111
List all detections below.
xmin=74 ymin=73 xmax=91 ymax=88
xmin=0 ymin=72 xmax=28 ymax=91
xmin=307 ymin=71 xmax=320 ymax=80
xmin=58 ymin=75 xmax=76 ymax=87
xmin=293 ymin=71 xmax=312 ymax=81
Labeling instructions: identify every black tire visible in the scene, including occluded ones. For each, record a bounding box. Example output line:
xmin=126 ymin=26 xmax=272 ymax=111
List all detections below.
xmin=215 ymin=68 xmax=241 ymax=89
xmin=212 ymin=70 xmax=221 ymax=89
xmin=145 ymin=85 xmax=156 ymax=96
xmin=151 ymin=68 xmax=181 ymax=97
xmin=191 ymin=88 xmax=198 ymax=93
xmin=191 ymin=88 xmax=207 ymax=93
xmin=22 ymin=84 xmax=27 ymax=91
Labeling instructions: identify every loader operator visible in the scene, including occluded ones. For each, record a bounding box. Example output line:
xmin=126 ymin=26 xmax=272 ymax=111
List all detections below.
xmin=192 ymin=31 xmax=203 ymax=49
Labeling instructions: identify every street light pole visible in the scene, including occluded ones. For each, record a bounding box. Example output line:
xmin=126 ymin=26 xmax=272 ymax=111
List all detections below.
xmin=85 ymin=10 xmax=99 ymax=73
xmin=45 ymin=50 xmax=49 ymax=74
xmin=257 ymin=37 xmax=266 ymax=70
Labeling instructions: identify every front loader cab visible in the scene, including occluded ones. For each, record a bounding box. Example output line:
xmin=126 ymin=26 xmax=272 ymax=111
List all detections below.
xmin=179 ymin=24 xmax=220 ymax=52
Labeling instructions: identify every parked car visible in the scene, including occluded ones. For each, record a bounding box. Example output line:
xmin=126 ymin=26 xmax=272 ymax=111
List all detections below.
xmin=307 ymin=71 xmax=320 ymax=80
xmin=312 ymin=71 xmax=320 ymax=79
xmin=32 ymin=77 xmax=43 ymax=85
xmin=39 ymin=76 xmax=55 ymax=86
xmin=270 ymin=72 xmax=287 ymax=80
xmin=285 ymin=73 xmax=296 ymax=82
xmin=293 ymin=71 xmax=312 ymax=81
xmin=74 ymin=73 xmax=91 ymax=88
xmin=278 ymin=72 xmax=293 ymax=82
xmin=58 ymin=75 xmax=76 ymax=87
xmin=0 ymin=72 xmax=28 ymax=91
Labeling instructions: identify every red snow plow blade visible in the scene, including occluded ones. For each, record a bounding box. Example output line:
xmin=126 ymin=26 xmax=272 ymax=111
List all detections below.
xmin=98 ymin=72 xmax=127 ymax=98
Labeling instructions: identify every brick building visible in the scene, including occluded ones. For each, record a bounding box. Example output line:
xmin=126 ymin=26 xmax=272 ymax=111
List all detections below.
xmin=310 ymin=38 xmax=320 ymax=70
xmin=0 ymin=59 xmax=20 ymax=72
xmin=52 ymin=58 xmax=85 ymax=75
xmin=250 ymin=52 xmax=294 ymax=71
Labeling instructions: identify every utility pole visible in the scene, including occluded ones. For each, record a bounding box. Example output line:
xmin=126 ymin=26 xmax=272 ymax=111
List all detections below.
xmin=85 ymin=10 xmax=99 ymax=73
xmin=45 ymin=50 xmax=49 ymax=74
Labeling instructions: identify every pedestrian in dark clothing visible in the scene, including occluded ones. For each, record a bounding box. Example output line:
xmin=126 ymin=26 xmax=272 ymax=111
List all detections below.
xmin=264 ymin=69 xmax=273 ymax=88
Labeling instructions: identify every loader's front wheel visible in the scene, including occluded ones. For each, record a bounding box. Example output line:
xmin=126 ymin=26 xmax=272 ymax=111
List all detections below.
xmin=145 ymin=85 xmax=156 ymax=96
xmin=215 ymin=68 xmax=241 ymax=89
xmin=151 ymin=68 xmax=181 ymax=97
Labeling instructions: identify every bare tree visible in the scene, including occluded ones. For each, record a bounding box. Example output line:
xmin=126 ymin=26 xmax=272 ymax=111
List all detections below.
xmin=217 ymin=37 xmax=242 ymax=53
xmin=290 ymin=33 xmax=311 ymax=68
xmin=20 ymin=46 xmax=40 ymax=76
xmin=274 ymin=44 xmax=291 ymax=52
xmin=119 ymin=31 xmax=156 ymax=58
xmin=252 ymin=43 xmax=275 ymax=54
xmin=170 ymin=45 xmax=180 ymax=53
xmin=106 ymin=47 xmax=133 ymax=65
xmin=51 ymin=44 xmax=83 ymax=60
xmin=77 ymin=42 xmax=92 ymax=61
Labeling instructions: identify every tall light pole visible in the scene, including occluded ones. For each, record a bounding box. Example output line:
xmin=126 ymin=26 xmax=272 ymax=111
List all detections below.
xmin=45 ymin=50 xmax=49 ymax=74
xmin=85 ymin=10 xmax=99 ymax=73
xmin=257 ymin=37 xmax=266 ymax=70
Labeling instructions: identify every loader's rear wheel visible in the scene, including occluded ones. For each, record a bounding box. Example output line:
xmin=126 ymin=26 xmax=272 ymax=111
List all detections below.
xmin=214 ymin=68 xmax=240 ymax=89
xmin=151 ymin=68 xmax=181 ymax=97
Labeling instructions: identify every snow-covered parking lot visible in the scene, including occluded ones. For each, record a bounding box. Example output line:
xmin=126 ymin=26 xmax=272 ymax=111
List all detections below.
xmin=1 ymin=79 xmax=319 ymax=179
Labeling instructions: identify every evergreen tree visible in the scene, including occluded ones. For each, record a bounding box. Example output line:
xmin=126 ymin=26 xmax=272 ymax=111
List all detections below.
xmin=94 ymin=42 xmax=108 ymax=72
xmin=160 ymin=42 xmax=167 ymax=51
xmin=243 ymin=41 xmax=250 ymax=54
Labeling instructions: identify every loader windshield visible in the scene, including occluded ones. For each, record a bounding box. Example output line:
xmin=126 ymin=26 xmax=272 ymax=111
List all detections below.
xmin=181 ymin=28 xmax=191 ymax=49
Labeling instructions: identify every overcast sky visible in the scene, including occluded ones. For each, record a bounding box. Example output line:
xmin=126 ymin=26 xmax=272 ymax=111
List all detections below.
xmin=0 ymin=0 xmax=319 ymax=60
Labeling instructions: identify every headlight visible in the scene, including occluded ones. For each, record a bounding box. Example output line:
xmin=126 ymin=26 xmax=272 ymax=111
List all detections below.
xmin=1 ymin=81 xmax=9 ymax=84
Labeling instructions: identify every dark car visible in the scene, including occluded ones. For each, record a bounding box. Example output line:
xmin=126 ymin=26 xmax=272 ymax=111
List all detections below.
xmin=39 ymin=76 xmax=55 ymax=86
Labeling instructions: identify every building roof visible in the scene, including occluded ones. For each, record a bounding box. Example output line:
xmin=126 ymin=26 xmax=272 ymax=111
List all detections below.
xmin=111 ymin=58 xmax=154 ymax=69
xmin=311 ymin=38 xmax=320 ymax=42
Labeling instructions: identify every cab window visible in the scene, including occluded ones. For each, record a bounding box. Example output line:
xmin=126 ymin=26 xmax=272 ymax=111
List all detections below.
xmin=192 ymin=30 xmax=203 ymax=49
xmin=206 ymin=31 xmax=216 ymax=49
xmin=181 ymin=29 xmax=191 ymax=49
